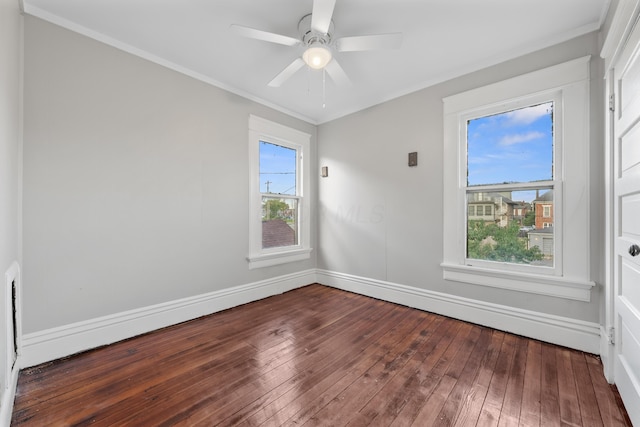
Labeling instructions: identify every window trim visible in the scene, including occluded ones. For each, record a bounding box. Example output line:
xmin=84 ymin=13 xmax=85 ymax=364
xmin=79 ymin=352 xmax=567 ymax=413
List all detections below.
xmin=442 ymin=56 xmax=594 ymax=301
xmin=247 ymin=115 xmax=312 ymax=269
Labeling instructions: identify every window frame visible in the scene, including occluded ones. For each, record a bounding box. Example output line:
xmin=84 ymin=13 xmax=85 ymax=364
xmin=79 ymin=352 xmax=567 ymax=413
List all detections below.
xmin=247 ymin=115 xmax=312 ymax=269
xmin=442 ymin=56 xmax=594 ymax=302
xmin=461 ymin=92 xmax=562 ymax=276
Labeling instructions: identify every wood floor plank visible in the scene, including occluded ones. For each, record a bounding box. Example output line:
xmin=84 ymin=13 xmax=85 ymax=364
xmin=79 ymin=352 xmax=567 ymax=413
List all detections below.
xmin=277 ymin=307 xmax=426 ymax=426
xmin=556 ymin=346 xmax=582 ymax=426
xmin=410 ymin=375 xmax=458 ymax=426
xmin=240 ymin=307 xmax=416 ymax=426
xmin=475 ymin=333 xmax=518 ymax=426
xmin=540 ymin=342 xmax=562 ymax=427
xmin=346 ymin=315 xmax=447 ymax=426
xmin=301 ymin=313 xmax=437 ymax=426
xmin=15 ymin=284 xmax=338 ymax=412
xmin=11 ymin=284 xmax=632 ymax=427
xmin=453 ymin=329 xmax=506 ymax=427
xmin=14 ymin=285 xmax=357 ymax=424
xmin=497 ymin=336 xmax=527 ymax=426
xmin=518 ymin=339 xmax=542 ymax=426
xmin=570 ymin=351 xmax=604 ymax=426
xmin=388 ymin=320 xmax=470 ymax=426
xmin=364 ymin=316 xmax=461 ymax=426
xmin=409 ymin=324 xmax=483 ymax=425
xmin=435 ymin=326 xmax=491 ymax=425
xmin=585 ymin=354 xmax=632 ymax=427
xmin=113 ymin=296 xmax=399 ymax=426
xmin=320 ymin=313 xmax=444 ymax=426
xmin=213 ymin=301 xmax=405 ymax=425
xmin=220 ymin=305 xmax=415 ymax=426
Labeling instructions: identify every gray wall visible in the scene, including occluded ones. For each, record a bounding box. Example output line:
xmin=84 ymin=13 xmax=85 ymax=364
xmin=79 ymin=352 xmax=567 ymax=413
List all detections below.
xmin=22 ymin=14 xmax=605 ymax=338
xmin=22 ymin=16 xmax=317 ymax=334
xmin=0 ymin=0 xmax=22 ymax=396
xmin=317 ymin=32 xmax=604 ymax=323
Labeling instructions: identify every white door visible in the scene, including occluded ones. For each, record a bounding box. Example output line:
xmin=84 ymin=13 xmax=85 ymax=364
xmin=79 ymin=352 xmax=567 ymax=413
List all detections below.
xmin=613 ymin=15 xmax=640 ymax=427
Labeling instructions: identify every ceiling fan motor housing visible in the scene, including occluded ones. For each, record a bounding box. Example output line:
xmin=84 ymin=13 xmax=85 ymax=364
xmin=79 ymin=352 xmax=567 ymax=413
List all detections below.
xmin=299 ymin=14 xmax=334 ymax=47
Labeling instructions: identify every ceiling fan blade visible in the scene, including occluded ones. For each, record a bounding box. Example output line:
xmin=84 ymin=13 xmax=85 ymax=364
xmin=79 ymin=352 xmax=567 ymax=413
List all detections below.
xmin=230 ymin=24 xmax=301 ymax=47
xmin=311 ymin=0 xmax=337 ymax=35
xmin=336 ymin=33 xmax=403 ymax=52
xmin=325 ymin=58 xmax=351 ymax=87
xmin=268 ymin=58 xmax=306 ymax=87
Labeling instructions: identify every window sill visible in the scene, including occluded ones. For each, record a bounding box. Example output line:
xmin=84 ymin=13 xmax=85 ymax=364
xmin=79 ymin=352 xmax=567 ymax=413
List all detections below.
xmin=441 ymin=263 xmax=594 ymax=302
xmin=247 ymin=248 xmax=313 ymax=269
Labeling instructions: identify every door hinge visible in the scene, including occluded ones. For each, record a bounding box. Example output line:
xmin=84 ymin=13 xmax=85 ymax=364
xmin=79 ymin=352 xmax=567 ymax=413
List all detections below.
xmin=608 ymin=326 xmax=615 ymax=345
xmin=609 ymin=93 xmax=615 ymax=112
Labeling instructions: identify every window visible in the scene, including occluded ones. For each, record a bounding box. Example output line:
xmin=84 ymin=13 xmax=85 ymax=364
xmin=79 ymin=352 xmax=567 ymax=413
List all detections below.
xmin=466 ymin=101 xmax=556 ymax=268
xmin=442 ymin=57 xmax=594 ymax=301
xmin=248 ymin=115 xmax=311 ymax=269
xmin=260 ymin=142 xmax=298 ymax=249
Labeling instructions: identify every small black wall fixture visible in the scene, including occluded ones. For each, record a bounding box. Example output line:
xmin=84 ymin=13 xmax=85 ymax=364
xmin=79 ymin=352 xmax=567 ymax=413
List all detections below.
xmin=408 ymin=152 xmax=418 ymax=167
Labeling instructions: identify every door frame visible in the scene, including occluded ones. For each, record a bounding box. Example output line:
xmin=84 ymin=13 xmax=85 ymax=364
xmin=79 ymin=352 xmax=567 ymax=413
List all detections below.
xmin=602 ymin=0 xmax=640 ymax=382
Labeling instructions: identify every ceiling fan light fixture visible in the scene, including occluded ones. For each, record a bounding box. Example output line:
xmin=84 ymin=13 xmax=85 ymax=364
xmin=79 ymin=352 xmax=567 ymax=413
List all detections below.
xmin=303 ymin=42 xmax=332 ymax=69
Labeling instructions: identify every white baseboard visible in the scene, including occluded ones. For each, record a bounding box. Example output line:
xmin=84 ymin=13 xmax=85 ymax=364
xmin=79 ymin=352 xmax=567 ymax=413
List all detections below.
xmin=19 ymin=267 xmax=603 ymax=370
xmin=20 ymin=269 xmax=316 ymax=368
xmin=0 ymin=362 xmax=19 ymax=427
xmin=316 ymin=269 xmax=601 ymax=354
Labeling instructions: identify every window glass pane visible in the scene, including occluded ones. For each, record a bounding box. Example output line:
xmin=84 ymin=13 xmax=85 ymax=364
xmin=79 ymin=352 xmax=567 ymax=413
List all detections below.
xmin=260 ymin=141 xmax=296 ymax=195
xmin=262 ymin=197 xmax=298 ymax=248
xmin=466 ymin=189 xmax=553 ymax=267
xmin=467 ymin=102 xmax=553 ymax=186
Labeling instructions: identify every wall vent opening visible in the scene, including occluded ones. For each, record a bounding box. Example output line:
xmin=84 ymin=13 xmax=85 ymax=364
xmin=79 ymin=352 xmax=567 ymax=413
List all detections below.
xmin=5 ymin=262 xmax=20 ymax=388
xmin=10 ymin=280 xmax=17 ymax=368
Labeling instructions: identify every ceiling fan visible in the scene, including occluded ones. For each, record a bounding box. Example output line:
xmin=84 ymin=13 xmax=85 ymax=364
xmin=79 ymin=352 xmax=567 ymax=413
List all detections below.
xmin=230 ymin=0 xmax=403 ymax=87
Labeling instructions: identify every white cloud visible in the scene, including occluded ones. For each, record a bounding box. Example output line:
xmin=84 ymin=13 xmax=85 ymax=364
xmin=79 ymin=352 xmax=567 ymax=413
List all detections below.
xmin=499 ymin=131 xmax=545 ymax=146
xmin=503 ymin=102 xmax=552 ymax=125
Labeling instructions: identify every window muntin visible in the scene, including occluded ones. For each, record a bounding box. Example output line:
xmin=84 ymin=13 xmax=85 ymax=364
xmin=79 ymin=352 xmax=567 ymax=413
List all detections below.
xmin=464 ymin=102 xmax=556 ymax=269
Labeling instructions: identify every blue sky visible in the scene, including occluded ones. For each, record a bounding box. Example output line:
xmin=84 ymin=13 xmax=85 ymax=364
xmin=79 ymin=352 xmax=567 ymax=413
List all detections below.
xmin=467 ymin=102 xmax=553 ymax=202
xmin=259 ymin=103 xmax=553 ymax=201
xmin=259 ymin=141 xmax=297 ymax=195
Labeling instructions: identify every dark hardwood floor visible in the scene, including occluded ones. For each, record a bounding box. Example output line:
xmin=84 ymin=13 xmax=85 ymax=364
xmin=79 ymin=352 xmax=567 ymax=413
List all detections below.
xmin=11 ymin=284 xmax=632 ymax=426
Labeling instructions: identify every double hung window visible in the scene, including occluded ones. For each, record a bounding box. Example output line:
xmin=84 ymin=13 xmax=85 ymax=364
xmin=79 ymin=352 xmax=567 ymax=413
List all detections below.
xmin=442 ymin=57 xmax=594 ymax=301
xmin=465 ymin=98 xmax=557 ymax=269
xmin=247 ymin=115 xmax=311 ymax=269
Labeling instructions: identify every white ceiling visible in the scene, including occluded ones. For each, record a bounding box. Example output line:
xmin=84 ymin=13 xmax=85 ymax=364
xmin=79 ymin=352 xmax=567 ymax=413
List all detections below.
xmin=22 ymin=0 xmax=609 ymax=124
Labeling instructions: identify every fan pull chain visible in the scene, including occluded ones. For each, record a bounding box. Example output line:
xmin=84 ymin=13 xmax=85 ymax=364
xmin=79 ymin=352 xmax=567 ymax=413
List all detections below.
xmin=322 ymin=68 xmax=326 ymax=109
